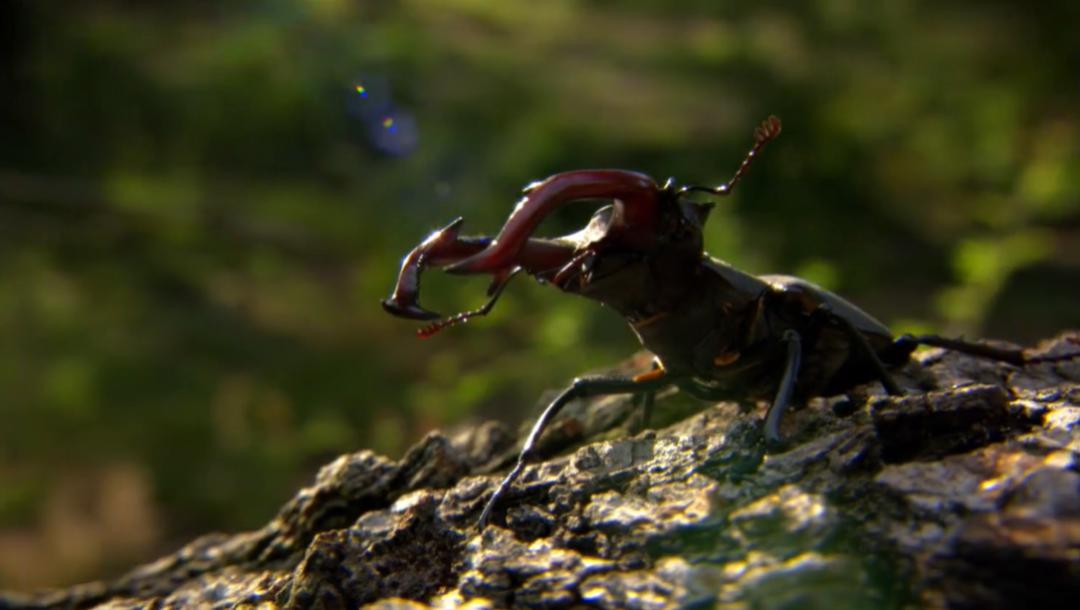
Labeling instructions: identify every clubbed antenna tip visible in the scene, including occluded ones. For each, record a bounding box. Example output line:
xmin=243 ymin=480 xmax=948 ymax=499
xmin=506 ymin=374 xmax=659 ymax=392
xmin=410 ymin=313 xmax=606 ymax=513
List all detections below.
xmin=754 ymin=115 xmax=782 ymax=144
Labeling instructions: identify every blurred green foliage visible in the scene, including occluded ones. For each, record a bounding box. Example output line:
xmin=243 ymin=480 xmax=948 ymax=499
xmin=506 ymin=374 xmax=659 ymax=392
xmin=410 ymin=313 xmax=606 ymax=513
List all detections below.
xmin=1 ymin=0 xmax=1078 ymax=588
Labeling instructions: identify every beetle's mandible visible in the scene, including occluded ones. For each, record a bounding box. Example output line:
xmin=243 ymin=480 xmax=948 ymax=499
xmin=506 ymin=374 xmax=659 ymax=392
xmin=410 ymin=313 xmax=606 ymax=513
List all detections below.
xmin=382 ymin=116 xmax=1077 ymax=528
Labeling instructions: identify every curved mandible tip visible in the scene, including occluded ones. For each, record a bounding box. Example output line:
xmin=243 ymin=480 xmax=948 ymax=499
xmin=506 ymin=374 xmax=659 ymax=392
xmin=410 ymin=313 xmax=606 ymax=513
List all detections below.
xmin=445 ymin=170 xmax=660 ymax=274
xmin=381 ymin=298 xmax=440 ymax=321
xmin=381 ymin=217 xmax=473 ymax=321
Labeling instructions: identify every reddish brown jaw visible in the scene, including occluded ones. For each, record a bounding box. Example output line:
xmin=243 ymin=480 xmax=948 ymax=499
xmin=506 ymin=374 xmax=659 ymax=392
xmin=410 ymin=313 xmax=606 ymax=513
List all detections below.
xmin=443 ymin=247 xmax=505 ymax=274
xmin=383 ymin=171 xmax=660 ymax=331
xmin=445 ymin=170 xmax=660 ymax=275
xmin=380 ymin=298 xmax=441 ymax=321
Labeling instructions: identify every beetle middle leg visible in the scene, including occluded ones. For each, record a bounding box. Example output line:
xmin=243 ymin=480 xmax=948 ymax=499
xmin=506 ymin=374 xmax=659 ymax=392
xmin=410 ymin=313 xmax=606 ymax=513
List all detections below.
xmin=479 ymin=372 xmax=674 ymax=528
xmin=758 ymin=304 xmax=886 ymax=446
xmin=763 ymin=329 xmax=802 ymax=445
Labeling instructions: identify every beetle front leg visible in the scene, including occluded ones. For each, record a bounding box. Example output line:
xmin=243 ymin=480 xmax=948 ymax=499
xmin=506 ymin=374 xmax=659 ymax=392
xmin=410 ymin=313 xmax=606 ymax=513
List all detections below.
xmin=383 ymin=217 xmax=578 ymax=336
xmin=415 ymin=268 xmax=522 ymax=338
xmin=479 ymin=372 xmax=674 ymax=528
xmin=763 ymin=329 xmax=802 ymax=445
xmin=629 ymin=359 xmax=665 ymax=433
xmin=631 ymin=390 xmax=657 ymax=434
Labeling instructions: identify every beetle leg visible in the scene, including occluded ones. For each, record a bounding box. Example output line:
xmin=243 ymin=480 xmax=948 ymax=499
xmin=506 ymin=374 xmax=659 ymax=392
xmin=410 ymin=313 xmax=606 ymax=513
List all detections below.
xmin=629 ymin=360 xmax=665 ymax=432
xmin=478 ymin=372 xmax=674 ymax=528
xmin=416 ymin=268 xmax=522 ymax=338
xmin=818 ymin=307 xmax=903 ymax=395
xmin=896 ymin=334 xmax=1025 ymax=366
xmin=763 ymin=329 xmax=802 ymax=445
xmin=1017 ymin=336 xmax=1080 ymax=364
xmin=894 ymin=334 xmax=1080 ymax=366
xmin=632 ymin=391 xmax=656 ymax=433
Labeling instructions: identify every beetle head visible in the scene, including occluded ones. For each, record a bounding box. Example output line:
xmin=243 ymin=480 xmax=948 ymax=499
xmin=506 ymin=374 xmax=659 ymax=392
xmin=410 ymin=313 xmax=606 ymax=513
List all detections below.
xmin=537 ymin=183 xmax=716 ymax=316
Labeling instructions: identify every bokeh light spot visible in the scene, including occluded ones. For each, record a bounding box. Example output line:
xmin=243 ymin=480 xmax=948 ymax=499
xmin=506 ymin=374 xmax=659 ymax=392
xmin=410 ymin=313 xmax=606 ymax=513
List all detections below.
xmin=369 ymin=111 xmax=418 ymax=156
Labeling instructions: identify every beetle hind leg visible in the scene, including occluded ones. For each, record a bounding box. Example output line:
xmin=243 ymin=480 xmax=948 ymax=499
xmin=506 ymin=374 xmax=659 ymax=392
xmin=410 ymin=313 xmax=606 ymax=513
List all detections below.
xmin=806 ymin=305 xmax=905 ymax=396
xmin=895 ymin=334 xmax=1025 ymax=365
xmin=628 ymin=359 xmax=665 ymax=433
xmin=894 ymin=334 xmax=1080 ymax=367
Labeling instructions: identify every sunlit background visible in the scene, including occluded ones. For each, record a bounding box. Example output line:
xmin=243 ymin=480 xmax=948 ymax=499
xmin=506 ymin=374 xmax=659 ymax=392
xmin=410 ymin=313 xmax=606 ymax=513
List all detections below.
xmin=1 ymin=0 xmax=1078 ymax=590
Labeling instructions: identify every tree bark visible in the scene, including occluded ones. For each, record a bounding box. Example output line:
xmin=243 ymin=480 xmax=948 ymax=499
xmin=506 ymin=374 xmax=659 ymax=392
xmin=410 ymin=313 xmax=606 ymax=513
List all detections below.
xmin=3 ymin=333 xmax=1078 ymax=610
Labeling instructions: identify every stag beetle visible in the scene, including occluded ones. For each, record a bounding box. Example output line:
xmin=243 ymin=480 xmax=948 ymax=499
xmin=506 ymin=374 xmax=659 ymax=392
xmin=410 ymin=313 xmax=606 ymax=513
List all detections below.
xmin=382 ymin=116 xmax=1075 ymax=527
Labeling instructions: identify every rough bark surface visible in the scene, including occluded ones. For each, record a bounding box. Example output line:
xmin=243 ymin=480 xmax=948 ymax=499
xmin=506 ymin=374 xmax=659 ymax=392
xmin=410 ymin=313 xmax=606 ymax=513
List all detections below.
xmin=2 ymin=333 xmax=1079 ymax=610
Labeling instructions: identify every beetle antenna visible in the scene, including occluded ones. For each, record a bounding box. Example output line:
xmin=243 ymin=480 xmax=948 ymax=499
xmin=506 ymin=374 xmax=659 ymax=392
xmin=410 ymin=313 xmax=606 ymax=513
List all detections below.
xmin=417 ymin=268 xmax=521 ymax=338
xmin=679 ymin=115 xmax=781 ymax=198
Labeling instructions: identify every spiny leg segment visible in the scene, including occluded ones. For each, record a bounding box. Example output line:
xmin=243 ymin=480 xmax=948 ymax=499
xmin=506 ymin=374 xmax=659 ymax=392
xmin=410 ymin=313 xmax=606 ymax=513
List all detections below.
xmin=478 ymin=371 xmax=674 ymax=528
